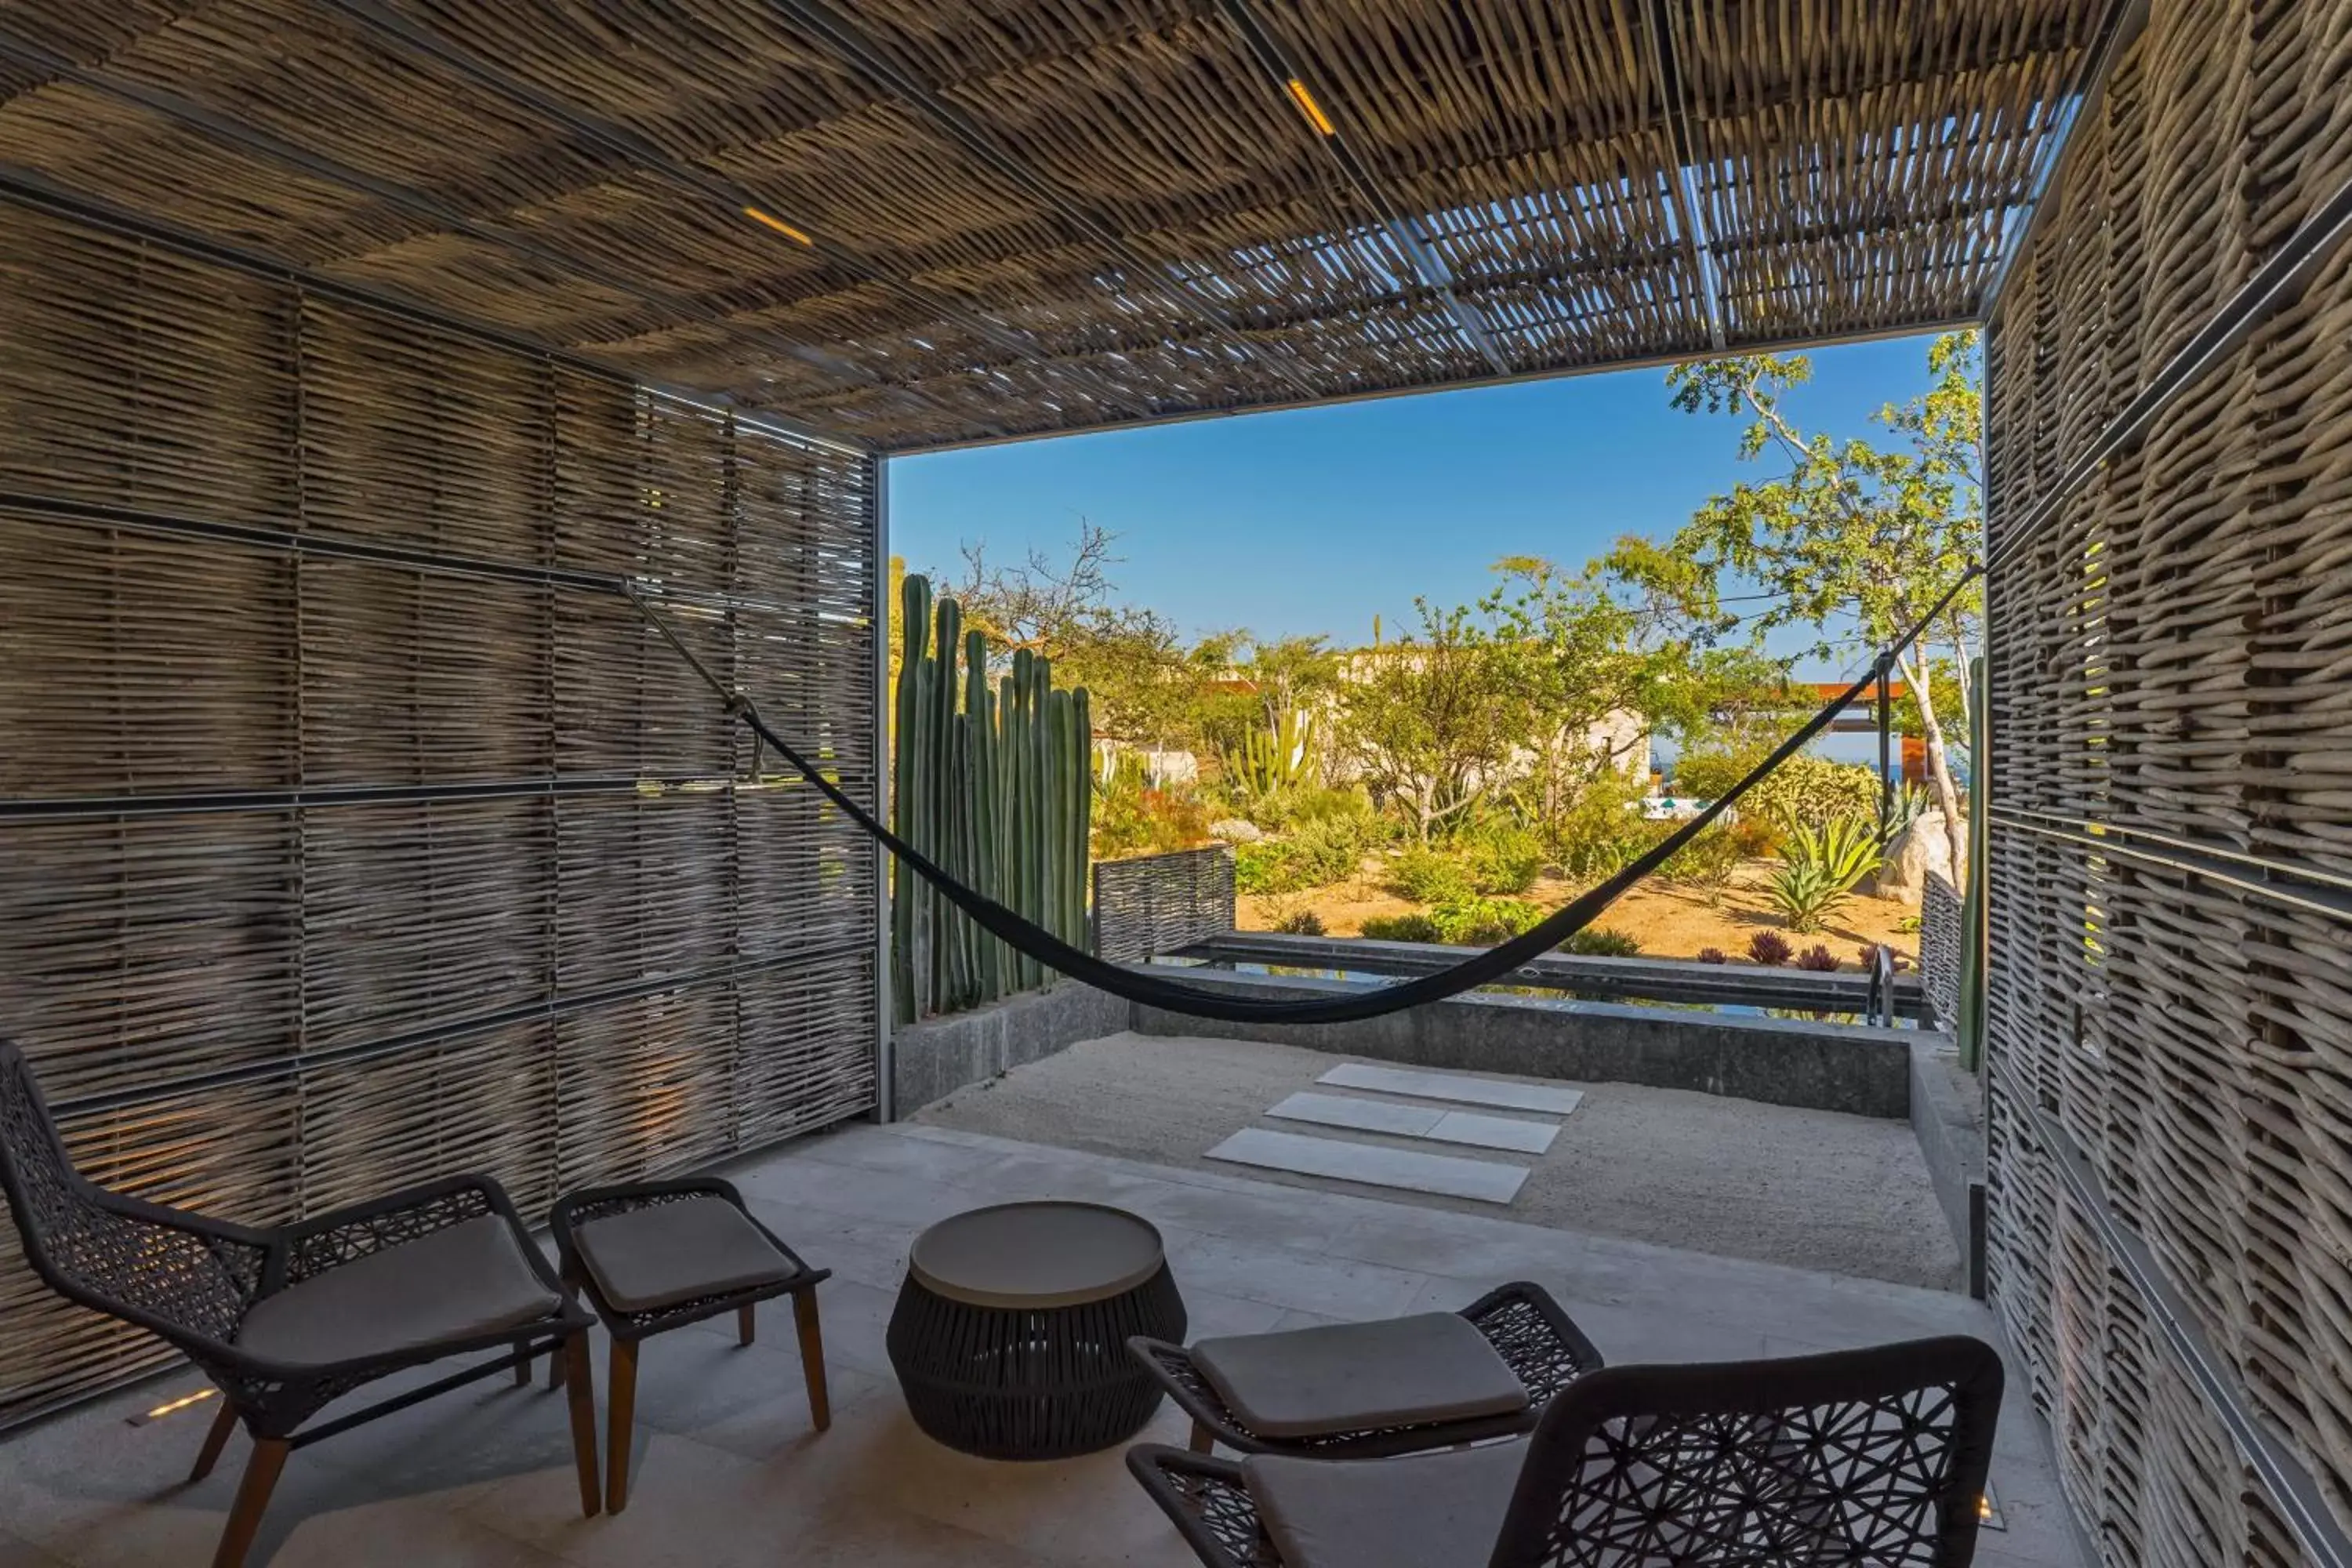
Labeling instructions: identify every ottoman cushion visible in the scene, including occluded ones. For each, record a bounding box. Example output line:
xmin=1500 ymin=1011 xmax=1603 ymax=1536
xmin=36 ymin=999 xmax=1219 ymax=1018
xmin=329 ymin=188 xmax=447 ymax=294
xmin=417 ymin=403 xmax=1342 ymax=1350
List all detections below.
xmin=1192 ymin=1312 xmax=1526 ymax=1439
xmin=573 ymin=1196 xmax=797 ymax=1314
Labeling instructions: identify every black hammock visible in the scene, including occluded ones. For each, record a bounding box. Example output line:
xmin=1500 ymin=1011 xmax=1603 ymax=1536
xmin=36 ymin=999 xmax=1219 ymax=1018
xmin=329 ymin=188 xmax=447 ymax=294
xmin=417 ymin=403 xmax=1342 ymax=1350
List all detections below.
xmin=631 ymin=570 xmax=1975 ymax=1028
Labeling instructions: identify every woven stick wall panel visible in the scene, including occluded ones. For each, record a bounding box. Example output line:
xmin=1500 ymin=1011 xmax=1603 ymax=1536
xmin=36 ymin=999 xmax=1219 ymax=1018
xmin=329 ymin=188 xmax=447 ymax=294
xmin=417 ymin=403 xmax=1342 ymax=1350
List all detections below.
xmin=0 ymin=517 xmax=300 ymax=797
xmin=732 ymin=958 xmax=879 ymax=1150
xmin=553 ymin=790 xmax=737 ymax=991
xmin=553 ymin=988 xmax=741 ymax=1193
xmin=1986 ymin=0 xmax=2352 ymax=1554
xmin=297 ymin=1022 xmax=564 ymax=1218
xmin=0 ymin=191 xmax=880 ymax=1425
xmin=0 ymin=209 xmax=301 ymax=524
xmin=299 ymin=798 xmax=557 ymax=1053
xmin=0 ymin=812 xmax=301 ymax=1101
xmin=299 ymin=563 xmax=553 ymax=786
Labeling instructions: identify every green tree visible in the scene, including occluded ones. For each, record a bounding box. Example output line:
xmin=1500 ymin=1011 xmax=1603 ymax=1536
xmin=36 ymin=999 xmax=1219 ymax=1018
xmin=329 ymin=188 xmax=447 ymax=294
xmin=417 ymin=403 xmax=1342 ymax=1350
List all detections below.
xmin=1663 ymin=331 xmax=1982 ymax=869
xmin=1338 ymin=599 xmax=1529 ymax=843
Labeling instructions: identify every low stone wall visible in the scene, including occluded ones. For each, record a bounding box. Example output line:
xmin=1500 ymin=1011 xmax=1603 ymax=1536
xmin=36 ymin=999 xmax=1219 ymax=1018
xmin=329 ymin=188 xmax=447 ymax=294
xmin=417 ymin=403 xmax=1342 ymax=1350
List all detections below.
xmin=1127 ymin=970 xmax=1915 ymax=1119
xmin=1908 ymin=1035 xmax=1987 ymax=1295
xmin=891 ymin=982 xmax=1131 ymax=1114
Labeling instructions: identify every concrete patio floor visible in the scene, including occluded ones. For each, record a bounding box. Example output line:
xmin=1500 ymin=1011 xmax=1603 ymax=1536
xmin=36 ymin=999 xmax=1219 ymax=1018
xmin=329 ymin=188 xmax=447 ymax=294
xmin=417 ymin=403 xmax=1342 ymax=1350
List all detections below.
xmin=917 ymin=1031 xmax=1962 ymax=1288
xmin=0 ymin=1122 xmax=2082 ymax=1568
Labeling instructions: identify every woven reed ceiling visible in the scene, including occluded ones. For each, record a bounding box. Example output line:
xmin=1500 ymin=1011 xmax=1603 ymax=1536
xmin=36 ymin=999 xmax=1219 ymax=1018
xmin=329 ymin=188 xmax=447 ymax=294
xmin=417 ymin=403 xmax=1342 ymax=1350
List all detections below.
xmin=0 ymin=1 xmax=2105 ymax=451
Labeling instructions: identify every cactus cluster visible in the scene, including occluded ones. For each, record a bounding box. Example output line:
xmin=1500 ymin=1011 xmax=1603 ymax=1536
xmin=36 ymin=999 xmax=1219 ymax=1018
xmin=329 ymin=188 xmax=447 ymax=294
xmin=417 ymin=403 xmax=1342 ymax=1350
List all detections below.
xmin=1220 ymin=704 xmax=1317 ymax=804
xmin=891 ymin=575 xmax=1092 ymax=1024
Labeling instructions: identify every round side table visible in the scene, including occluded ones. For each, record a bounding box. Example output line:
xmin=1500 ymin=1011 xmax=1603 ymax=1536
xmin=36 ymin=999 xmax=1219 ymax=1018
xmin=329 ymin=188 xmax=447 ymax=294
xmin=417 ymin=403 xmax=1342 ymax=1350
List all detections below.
xmin=886 ymin=1200 xmax=1187 ymax=1459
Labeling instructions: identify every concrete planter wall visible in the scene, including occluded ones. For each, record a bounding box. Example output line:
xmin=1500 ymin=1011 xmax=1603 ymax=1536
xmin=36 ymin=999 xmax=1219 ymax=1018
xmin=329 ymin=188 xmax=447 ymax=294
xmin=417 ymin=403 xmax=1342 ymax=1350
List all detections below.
xmin=892 ymin=982 xmax=1130 ymax=1114
xmin=1129 ymin=971 xmax=1915 ymax=1120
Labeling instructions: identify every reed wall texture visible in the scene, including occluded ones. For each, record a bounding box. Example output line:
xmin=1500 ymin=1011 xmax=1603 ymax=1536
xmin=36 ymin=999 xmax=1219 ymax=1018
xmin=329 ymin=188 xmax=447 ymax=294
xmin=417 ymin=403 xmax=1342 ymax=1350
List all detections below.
xmin=1984 ymin=0 xmax=2352 ymax=1560
xmin=0 ymin=196 xmax=884 ymax=1426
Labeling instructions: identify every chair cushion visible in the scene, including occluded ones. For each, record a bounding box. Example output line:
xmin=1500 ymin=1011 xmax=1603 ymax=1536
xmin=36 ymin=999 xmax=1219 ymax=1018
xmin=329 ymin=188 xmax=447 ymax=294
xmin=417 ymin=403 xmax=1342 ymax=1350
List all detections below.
xmin=238 ymin=1214 xmax=561 ymax=1367
xmin=571 ymin=1196 xmax=797 ymax=1314
xmin=1244 ymin=1438 xmax=1526 ymax=1568
xmin=1192 ymin=1312 xmax=1528 ymax=1439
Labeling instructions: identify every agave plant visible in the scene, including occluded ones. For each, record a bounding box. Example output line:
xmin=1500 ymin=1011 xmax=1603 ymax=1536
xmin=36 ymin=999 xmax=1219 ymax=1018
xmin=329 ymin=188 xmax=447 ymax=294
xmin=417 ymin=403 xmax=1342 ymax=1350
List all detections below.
xmin=1768 ymin=818 xmax=1882 ymax=934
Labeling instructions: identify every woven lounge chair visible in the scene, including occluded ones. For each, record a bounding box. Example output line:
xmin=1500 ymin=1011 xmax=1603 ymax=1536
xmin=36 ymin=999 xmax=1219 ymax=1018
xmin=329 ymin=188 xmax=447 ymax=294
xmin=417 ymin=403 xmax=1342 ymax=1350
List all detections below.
xmin=0 ymin=1041 xmax=601 ymax=1568
xmin=1129 ymin=1334 xmax=2005 ymax=1568
xmin=1129 ymin=1281 xmax=1602 ymax=1457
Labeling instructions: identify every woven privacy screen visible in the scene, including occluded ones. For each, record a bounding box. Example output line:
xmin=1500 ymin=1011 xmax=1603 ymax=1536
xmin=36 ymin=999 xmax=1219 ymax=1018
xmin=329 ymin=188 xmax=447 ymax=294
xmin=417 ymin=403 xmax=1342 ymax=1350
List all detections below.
xmin=1984 ymin=0 xmax=2352 ymax=1559
xmin=0 ymin=0 xmax=2102 ymax=452
xmin=0 ymin=197 xmax=883 ymax=1426
xmin=1092 ymin=847 xmax=1238 ymax=965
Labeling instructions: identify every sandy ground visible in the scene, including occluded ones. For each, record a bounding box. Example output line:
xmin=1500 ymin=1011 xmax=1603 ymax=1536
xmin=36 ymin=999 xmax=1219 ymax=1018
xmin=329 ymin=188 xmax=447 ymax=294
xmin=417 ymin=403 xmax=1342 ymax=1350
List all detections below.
xmin=1242 ymin=862 xmax=1920 ymax=964
xmin=914 ymin=1031 xmax=1962 ymax=1290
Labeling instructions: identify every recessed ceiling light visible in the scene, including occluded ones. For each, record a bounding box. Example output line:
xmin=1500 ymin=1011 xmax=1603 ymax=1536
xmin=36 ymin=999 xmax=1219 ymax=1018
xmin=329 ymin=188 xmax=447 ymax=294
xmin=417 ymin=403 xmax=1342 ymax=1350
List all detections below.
xmin=743 ymin=206 xmax=814 ymax=245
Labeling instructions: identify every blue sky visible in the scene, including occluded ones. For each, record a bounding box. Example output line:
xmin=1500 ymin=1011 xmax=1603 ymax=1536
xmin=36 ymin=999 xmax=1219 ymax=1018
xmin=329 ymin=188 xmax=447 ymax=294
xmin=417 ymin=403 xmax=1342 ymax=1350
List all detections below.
xmin=891 ymin=332 xmax=1948 ymax=678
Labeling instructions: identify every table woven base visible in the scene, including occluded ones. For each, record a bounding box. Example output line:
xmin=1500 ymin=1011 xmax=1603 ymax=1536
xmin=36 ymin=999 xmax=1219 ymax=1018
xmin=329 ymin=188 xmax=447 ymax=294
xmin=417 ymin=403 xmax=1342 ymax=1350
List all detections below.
xmin=887 ymin=1263 xmax=1187 ymax=1460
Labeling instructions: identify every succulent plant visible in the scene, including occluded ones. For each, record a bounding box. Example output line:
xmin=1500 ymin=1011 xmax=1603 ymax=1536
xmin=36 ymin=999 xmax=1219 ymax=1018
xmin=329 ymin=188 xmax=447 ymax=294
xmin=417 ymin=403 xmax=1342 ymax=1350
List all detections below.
xmin=891 ymin=575 xmax=1091 ymax=1023
xmin=1697 ymin=946 xmax=1730 ymax=964
xmin=1747 ymin=931 xmax=1794 ymax=967
xmin=1796 ymin=943 xmax=1840 ymax=971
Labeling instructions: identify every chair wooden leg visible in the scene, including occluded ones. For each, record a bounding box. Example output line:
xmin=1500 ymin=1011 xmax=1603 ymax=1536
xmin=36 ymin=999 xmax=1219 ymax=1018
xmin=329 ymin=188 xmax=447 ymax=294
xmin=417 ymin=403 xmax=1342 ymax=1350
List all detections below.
xmin=210 ymin=1436 xmax=288 ymax=1568
xmin=606 ymin=1338 xmax=639 ymax=1513
xmin=737 ymin=1303 xmax=756 ymax=1346
xmin=562 ymin=1331 xmax=601 ymax=1519
xmin=1189 ymin=1418 xmax=1215 ymax=1455
xmin=791 ymin=1288 xmax=830 ymax=1432
xmin=514 ymin=1349 xmax=533 ymax=1387
xmin=189 ymin=1396 xmax=240 ymax=1483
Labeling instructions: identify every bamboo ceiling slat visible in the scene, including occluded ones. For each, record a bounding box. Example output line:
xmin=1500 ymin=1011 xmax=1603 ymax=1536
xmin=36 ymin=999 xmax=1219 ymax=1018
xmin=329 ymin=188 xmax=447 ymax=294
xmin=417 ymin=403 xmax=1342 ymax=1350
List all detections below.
xmin=0 ymin=0 xmax=2100 ymax=449
xmin=1261 ymin=0 xmax=1655 ymax=176
xmin=381 ymin=0 xmax=874 ymax=166
xmin=0 ymin=84 xmax=416 ymax=265
xmin=99 ymin=0 xmax=634 ymax=223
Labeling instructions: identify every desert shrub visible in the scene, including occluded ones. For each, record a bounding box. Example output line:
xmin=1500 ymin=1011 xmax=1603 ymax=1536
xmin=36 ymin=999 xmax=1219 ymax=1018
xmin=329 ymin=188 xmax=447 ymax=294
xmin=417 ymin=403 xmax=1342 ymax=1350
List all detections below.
xmin=1274 ymin=786 xmax=1381 ymax=830
xmin=1747 ymin=931 xmax=1794 ymax=966
xmin=1767 ymin=817 xmax=1882 ymax=933
xmin=1856 ymin=942 xmax=1910 ymax=972
xmin=1659 ymin=824 xmax=1743 ymax=904
xmin=1460 ymin=819 xmax=1544 ymax=895
xmin=1294 ymin=813 xmax=1376 ymax=878
xmin=1233 ymin=840 xmax=1294 ymax=895
xmin=1697 ymin=946 xmax=1730 ymax=964
xmin=1360 ymin=913 xmax=1442 ymax=943
xmin=1546 ymin=772 xmax=1669 ymax=881
xmin=1679 ymin=750 xmax=1880 ymax=848
xmin=1747 ymin=754 xmax=1882 ymax=834
xmin=1388 ymin=846 xmax=1475 ymax=904
xmin=1795 ymin=943 xmax=1840 ymax=971
xmin=1560 ymin=926 xmax=1642 ymax=957
xmin=1093 ymin=772 xmax=1212 ymax=860
xmin=1669 ymin=748 xmax=1755 ymax=802
xmin=1233 ymin=817 xmax=1362 ymax=895
xmin=1272 ymin=907 xmax=1327 ymax=937
xmin=1429 ymin=897 xmax=1545 ymax=945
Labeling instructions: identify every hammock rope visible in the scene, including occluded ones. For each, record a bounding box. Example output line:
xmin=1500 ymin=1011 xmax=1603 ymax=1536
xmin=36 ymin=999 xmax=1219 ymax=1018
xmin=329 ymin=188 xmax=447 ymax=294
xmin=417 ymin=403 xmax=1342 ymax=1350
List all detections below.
xmin=628 ymin=568 xmax=1979 ymax=1027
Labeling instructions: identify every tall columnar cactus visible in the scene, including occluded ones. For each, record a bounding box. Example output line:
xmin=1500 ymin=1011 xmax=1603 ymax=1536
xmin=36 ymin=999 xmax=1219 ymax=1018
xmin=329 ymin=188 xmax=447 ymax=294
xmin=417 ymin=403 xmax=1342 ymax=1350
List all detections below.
xmin=889 ymin=575 xmax=1094 ymax=1023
